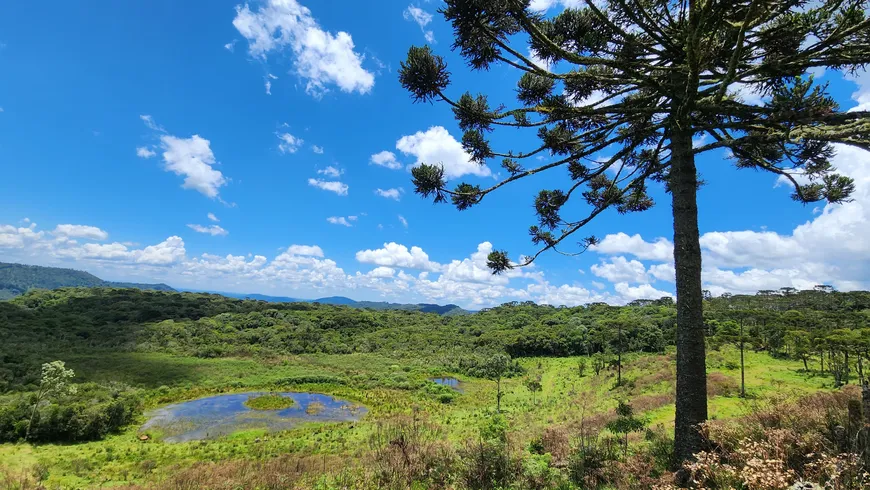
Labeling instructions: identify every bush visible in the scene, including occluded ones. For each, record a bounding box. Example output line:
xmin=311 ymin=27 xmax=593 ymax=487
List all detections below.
xmin=0 ymin=383 xmax=141 ymax=443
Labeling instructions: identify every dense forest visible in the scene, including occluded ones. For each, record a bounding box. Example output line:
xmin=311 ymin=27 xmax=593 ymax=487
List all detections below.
xmin=3 ymin=285 xmax=870 ymax=393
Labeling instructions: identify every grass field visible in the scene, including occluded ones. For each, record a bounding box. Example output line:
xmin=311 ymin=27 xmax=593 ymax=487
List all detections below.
xmin=0 ymin=347 xmax=835 ymax=488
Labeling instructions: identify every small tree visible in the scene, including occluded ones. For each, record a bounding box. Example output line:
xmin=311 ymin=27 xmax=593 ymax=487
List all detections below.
xmin=577 ymin=358 xmax=587 ymax=377
xmin=26 ymin=360 xmax=76 ymax=441
xmin=605 ymin=401 xmax=647 ymax=457
xmin=592 ymin=353 xmax=606 ymax=376
xmin=525 ymin=374 xmax=543 ymax=405
xmin=481 ymin=353 xmax=512 ymax=412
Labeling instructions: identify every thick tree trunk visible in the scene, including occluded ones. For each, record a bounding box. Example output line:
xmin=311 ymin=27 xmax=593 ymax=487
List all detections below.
xmin=670 ymin=131 xmax=708 ymax=465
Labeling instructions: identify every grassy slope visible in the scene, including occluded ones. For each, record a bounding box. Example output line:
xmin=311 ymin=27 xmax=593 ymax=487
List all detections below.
xmin=0 ymin=348 xmax=832 ymax=488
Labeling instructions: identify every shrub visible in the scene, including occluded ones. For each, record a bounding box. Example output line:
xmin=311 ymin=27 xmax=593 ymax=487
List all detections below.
xmin=0 ymin=382 xmax=141 ymax=443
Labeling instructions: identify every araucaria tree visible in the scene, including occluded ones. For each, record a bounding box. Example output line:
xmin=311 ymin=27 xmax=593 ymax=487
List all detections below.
xmin=399 ymin=0 xmax=870 ymax=464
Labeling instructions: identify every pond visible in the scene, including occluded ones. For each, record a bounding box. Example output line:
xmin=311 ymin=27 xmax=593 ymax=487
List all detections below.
xmin=141 ymin=392 xmax=366 ymax=443
xmin=430 ymin=377 xmax=462 ymax=391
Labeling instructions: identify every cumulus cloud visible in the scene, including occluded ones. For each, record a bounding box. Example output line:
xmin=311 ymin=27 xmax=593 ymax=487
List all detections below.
xmin=592 ymin=233 xmax=673 ymax=261
xmin=403 ymin=5 xmax=435 ymax=43
xmin=356 ymin=242 xmax=440 ymax=271
xmin=312 ymin=145 xmax=324 ymax=154
xmin=613 ymin=282 xmax=673 ymax=302
xmin=277 ymin=132 xmax=303 ymax=153
xmin=207 ymin=213 xmax=219 ymax=222
xmin=370 ymin=150 xmax=403 ymax=170
xmin=158 ymin=134 xmax=228 ymax=199
xmin=53 ymin=224 xmax=108 ymax=241
xmin=367 ymin=266 xmax=396 ymax=278
xmin=232 ymin=0 xmax=375 ymax=97
xmin=187 ymin=224 xmax=229 ymax=236
xmin=139 ymin=116 xmax=228 ymax=199
xmin=396 ymin=126 xmax=492 ymax=179
xmin=591 ymin=256 xmax=648 ymax=284
xmin=375 ymin=188 xmax=403 ymax=200
xmin=308 ymin=178 xmax=348 ymax=195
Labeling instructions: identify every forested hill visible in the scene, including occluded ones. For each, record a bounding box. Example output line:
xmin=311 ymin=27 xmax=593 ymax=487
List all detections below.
xmin=208 ymin=291 xmax=470 ymax=315
xmin=0 ymin=262 xmax=175 ymax=299
xmin=2 ymin=286 xmax=870 ymax=392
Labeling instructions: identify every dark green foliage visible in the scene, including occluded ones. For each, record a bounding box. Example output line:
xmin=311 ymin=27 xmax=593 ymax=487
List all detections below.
xmin=0 ymin=382 xmax=140 ymax=443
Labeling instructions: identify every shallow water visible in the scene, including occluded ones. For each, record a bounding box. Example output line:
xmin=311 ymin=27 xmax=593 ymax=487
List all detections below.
xmin=430 ymin=377 xmax=462 ymax=390
xmin=141 ymin=392 xmax=366 ymax=442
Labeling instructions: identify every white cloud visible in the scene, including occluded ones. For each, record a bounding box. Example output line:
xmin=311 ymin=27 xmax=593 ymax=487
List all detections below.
xmin=398 ymin=215 xmax=408 ymax=228
xmin=327 ymin=216 xmax=354 ymax=227
xmin=159 ymin=134 xmax=227 ymax=199
xmin=0 ymin=224 xmax=44 ymax=248
xmin=139 ymin=114 xmax=165 ymax=132
xmin=312 ymin=145 xmax=324 ymax=154
xmin=224 ymin=40 xmax=237 ymax=52
xmin=592 ymin=233 xmax=673 ymax=261
xmin=136 ymin=147 xmax=156 ymax=158
xmin=370 ymin=150 xmax=403 ymax=170
xmin=207 ymin=213 xmax=219 ymax=222
xmin=232 ymin=0 xmax=375 ymax=98
xmin=53 ymin=224 xmax=108 ymax=241
xmin=139 ymin=116 xmax=228 ymax=199
xmin=730 ymin=82 xmax=766 ymax=106
xmin=285 ymin=245 xmax=324 ymax=257
xmin=308 ymin=178 xmax=348 ymax=195
xmin=403 ymin=5 xmax=435 ymax=43
xmin=528 ymin=0 xmax=582 ymax=11
xmin=613 ymin=282 xmax=673 ymax=302
xmin=590 ymin=256 xmax=648 ymax=284
xmin=367 ymin=266 xmax=396 ymax=278
xmin=846 ymin=69 xmax=870 ymax=112
xmin=187 ymin=224 xmax=229 ymax=236
xmin=375 ymin=188 xmax=403 ymax=200
xmin=317 ymin=166 xmax=343 ymax=177
xmin=356 ymin=242 xmax=440 ymax=271
xmin=396 ymin=126 xmax=492 ymax=179
xmin=137 ymin=237 xmax=187 ymax=265
xmin=649 ymin=263 xmax=675 ymax=282
xmin=277 ymin=132 xmax=303 ymax=153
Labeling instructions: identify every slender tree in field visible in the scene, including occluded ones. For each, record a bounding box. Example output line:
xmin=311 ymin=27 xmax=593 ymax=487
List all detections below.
xmin=399 ymin=0 xmax=870 ymax=463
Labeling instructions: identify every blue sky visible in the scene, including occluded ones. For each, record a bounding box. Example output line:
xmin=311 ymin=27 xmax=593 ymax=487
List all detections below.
xmin=1 ymin=0 xmax=869 ymax=308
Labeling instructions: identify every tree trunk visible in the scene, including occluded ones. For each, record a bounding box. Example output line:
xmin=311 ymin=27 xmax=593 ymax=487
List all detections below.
xmin=740 ymin=320 xmax=746 ymax=398
xmin=617 ymin=323 xmax=623 ymax=387
xmin=670 ymin=130 xmax=708 ymax=465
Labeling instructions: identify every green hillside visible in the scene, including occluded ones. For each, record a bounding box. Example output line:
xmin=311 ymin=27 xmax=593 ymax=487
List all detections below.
xmin=0 ymin=262 xmax=174 ymax=299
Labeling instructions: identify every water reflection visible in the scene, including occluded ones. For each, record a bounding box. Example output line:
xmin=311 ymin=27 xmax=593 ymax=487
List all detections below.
xmin=142 ymin=392 xmax=365 ymax=442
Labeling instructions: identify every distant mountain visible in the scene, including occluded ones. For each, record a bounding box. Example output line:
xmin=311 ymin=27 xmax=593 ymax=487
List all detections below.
xmin=311 ymin=296 xmax=357 ymax=305
xmin=0 ymin=261 xmax=469 ymax=315
xmin=200 ymin=291 xmax=304 ymax=303
xmin=354 ymin=301 xmax=470 ymax=316
xmin=0 ymin=262 xmax=175 ymax=299
xmin=188 ymin=290 xmax=471 ymax=315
